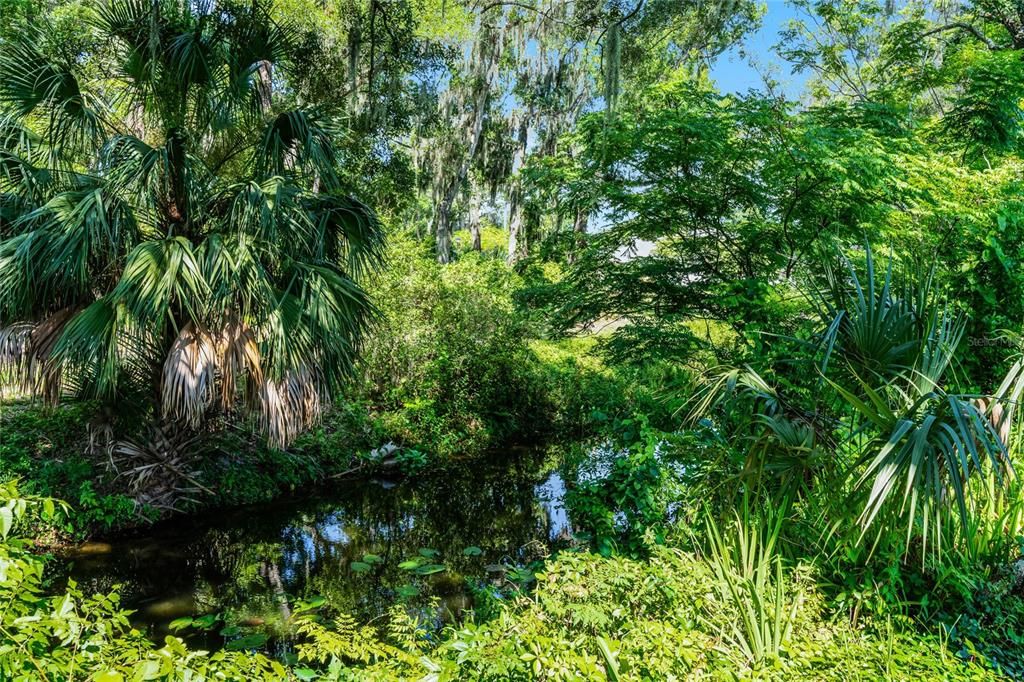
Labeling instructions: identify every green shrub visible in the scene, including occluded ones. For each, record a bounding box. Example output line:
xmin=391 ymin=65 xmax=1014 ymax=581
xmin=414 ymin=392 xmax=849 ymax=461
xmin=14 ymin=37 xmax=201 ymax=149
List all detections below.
xmin=566 ymin=421 xmax=675 ymax=557
xmin=355 ymin=236 xmax=550 ymax=456
xmin=433 ymin=548 xmax=998 ymax=681
xmin=0 ymin=403 xmax=140 ymax=536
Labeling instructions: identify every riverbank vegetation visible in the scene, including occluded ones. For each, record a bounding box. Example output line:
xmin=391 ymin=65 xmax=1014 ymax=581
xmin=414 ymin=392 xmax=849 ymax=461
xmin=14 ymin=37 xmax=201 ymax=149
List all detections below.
xmin=3 ymin=0 xmax=1024 ymax=678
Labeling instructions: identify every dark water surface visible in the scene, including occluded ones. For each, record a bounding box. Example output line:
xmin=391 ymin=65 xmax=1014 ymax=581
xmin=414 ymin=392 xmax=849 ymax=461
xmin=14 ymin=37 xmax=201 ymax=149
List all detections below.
xmin=61 ymin=452 xmax=571 ymax=647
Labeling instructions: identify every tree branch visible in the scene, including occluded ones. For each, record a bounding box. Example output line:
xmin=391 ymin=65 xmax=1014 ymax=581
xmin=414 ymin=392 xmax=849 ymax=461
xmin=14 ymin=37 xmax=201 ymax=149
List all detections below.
xmin=921 ymin=22 xmax=998 ymax=50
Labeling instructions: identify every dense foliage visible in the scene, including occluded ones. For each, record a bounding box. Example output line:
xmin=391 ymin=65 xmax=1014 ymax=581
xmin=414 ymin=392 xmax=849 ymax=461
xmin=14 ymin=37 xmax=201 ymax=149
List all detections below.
xmin=4 ymin=0 xmax=1024 ymax=679
xmin=1 ymin=482 xmax=1008 ymax=680
xmin=0 ymin=0 xmax=391 ymax=515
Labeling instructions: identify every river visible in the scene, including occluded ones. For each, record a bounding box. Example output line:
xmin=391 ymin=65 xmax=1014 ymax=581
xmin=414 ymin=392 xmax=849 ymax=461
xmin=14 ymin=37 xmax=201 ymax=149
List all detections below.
xmin=61 ymin=451 xmax=572 ymax=651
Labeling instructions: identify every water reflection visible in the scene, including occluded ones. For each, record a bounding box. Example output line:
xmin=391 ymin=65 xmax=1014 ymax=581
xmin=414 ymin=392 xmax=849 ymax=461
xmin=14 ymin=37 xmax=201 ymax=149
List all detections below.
xmin=62 ymin=453 xmax=571 ymax=642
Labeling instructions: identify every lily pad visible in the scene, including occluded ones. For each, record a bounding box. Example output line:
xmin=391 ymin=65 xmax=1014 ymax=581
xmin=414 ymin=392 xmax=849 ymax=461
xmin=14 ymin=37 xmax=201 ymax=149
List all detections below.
xmin=362 ymin=553 xmax=383 ymax=564
xmin=398 ymin=559 xmax=422 ymax=570
xmin=225 ymin=633 xmax=268 ymax=651
xmin=462 ymin=546 xmax=483 ymax=556
xmin=414 ymin=563 xmax=446 ymax=575
xmin=350 ymin=561 xmax=372 ymax=573
xmin=418 ymin=547 xmax=440 ymax=559
xmin=192 ymin=614 xmax=219 ymax=630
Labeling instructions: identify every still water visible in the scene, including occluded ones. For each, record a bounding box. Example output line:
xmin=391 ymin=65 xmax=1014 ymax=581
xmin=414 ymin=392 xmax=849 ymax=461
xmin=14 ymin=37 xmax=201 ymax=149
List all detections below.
xmin=61 ymin=453 xmax=571 ymax=647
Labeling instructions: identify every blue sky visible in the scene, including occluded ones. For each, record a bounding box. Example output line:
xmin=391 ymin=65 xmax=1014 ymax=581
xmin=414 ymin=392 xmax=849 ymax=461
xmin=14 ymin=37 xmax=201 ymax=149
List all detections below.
xmin=709 ymin=1 xmax=809 ymax=97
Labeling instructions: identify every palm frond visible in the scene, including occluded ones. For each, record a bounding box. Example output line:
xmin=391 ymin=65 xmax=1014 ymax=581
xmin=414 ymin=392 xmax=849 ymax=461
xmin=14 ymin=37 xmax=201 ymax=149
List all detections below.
xmin=813 ymin=247 xmax=921 ymax=381
xmin=112 ymin=237 xmax=207 ymax=325
xmin=0 ymin=307 xmax=77 ymax=403
xmin=110 ymin=422 xmax=211 ymax=512
xmin=0 ymin=31 xmax=104 ymax=155
xmin=683 ymin=364 xmax=779 ymax=423
xmin=214 ymin=318 xmax=262 ymax=411
xmin=51 ymin=298 xmax=122 ymax=400
xmin=223 ymin=177 xmax=315 ymax=252
xmin=160 ymin=323 xmax=217 ymax=428
xmin=310 ymin=193 xmax=385 ymax=277
xmin=255 ymin=365 xmax=321 ymax=448
xmin=255 ymin=109 xmax=339 ymax=187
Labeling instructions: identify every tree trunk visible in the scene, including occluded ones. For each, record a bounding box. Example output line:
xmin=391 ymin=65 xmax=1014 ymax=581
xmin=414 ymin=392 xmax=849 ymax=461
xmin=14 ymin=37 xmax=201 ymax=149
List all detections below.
xmin=469 ymin=189 xmax=482 ymax=251
xmin=506 ymin=185 xmax=527 ymax=263
xmin=568 ymin=207 xmax=588 ymax=264
xmin=433 ymin=24 xmax=505 ymax=264
xmin=256 ymin=60 xmax=273 ymax=113
xmin=506 ymin=116 xmax=530 ymax=264
xmin=436 ymin=209 xmax=453 ymax=263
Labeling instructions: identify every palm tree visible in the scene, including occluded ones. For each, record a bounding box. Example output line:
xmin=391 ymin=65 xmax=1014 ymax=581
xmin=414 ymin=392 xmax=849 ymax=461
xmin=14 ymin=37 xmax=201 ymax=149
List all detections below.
xmin=0 ymin=0 xmax=384 ymax=449
xmin=813 ymin=251 xmax=1011 ymax=553
xmin=689 ymin=248 xmax=1014 ymax=554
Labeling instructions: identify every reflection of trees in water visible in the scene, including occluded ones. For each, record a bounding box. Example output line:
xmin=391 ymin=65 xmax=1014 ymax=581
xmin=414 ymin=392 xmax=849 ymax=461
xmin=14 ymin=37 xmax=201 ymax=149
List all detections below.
xmin=67 ymin=451 xmax=564 ymax=632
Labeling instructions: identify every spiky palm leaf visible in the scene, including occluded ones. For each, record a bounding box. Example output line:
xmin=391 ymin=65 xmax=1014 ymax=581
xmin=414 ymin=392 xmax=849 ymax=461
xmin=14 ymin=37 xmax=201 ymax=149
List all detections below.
xmin=691 ymin=248 xmax=1016 ymax=552
xmin=814 ymin=249 xmax=1013 ymax=553
xmin=0 ymin=0 xmax=384 ymax=448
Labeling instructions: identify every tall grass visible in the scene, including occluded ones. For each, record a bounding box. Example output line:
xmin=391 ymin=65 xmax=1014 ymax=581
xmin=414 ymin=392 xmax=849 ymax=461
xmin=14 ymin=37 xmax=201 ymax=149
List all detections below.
xmin=702 ymin=506 xmax=804 ymax=667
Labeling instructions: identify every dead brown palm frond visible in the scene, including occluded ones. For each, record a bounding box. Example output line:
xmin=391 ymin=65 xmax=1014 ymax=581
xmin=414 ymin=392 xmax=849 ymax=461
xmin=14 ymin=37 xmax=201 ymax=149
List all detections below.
xmin=110 ymin=422 xmax=213 ymax=513
xmin=256 ymin=365 xmax=322 ymax=449
xmin=160 ymin=319 xmax=326 ymax=449
xmin=161 ymin=323 xmax=217 ymax=428
xmin=973 ymin=397 xmax=1012 ymax=452
xmin=0 ymin=323 xmax=32 ymax=399
xmin=162 ymin=318 xmax=265 ymax=429
xmin=0 ymin=307 xmax=77 ymax=403
xmin=214 ymin=318 xmax=262 ymax=411
xmin=0 ymin=322 xmax=33 ymax=372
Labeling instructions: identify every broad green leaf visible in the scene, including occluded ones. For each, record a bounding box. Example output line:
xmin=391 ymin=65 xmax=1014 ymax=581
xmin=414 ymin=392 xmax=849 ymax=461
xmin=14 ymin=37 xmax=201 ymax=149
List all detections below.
xmin=94 ymin=672 xmax=124 ymax=682
xmin=168 ymin=617 xmax=193 ymax=631
xmin=0 ymin=507 xmax=12 ymax=539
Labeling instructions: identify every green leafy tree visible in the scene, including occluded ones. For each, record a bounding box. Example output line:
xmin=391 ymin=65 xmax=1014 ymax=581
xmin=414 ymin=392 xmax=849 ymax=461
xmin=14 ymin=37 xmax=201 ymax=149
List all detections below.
xmin=538 ymin=78 xmax=913 ymax=363
xmin=0 ymin=0 xmax=384 ymax=448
